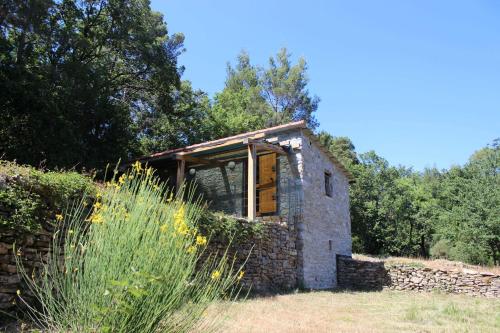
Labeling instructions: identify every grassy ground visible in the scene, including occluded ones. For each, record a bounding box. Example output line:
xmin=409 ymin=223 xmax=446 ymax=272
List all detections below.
xmin=214 ymin=290 xmax=500 ymax=333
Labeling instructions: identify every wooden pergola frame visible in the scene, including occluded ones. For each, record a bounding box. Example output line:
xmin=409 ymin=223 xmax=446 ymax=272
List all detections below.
xmin=174 ymin=137 xmax=287 ymax=220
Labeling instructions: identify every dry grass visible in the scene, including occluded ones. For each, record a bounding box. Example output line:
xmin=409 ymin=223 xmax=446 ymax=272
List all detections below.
xmin=213 ymin=290 xmax=500 ymax=333
xmin=353 ymin=254 xmax=500 ymax=275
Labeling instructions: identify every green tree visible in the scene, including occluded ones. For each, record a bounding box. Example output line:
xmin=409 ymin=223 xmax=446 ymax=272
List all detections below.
xmin=261 ymin=48 xmax=319 ymax=129
xmin=348 ymin=151 xmax=401 ymax=254
xmin=317 ymin=131 xmax=359 ymax=167
xmin=396 ymin=171 xmax=439 ymax=257
xmin=0 ymin=0 xmax=185 ymax=169
xmin=207 ymin=52 xmax=271 ymax=138
xmin=138 ymin=81 xmax=212 ymax=153
xmin=348 ymin=151 xmax=435 ymax=257
xmin=434 ymin=140 xmax=500 ymax=264
xmin=208 ymin=49 xmax=319 ymax=138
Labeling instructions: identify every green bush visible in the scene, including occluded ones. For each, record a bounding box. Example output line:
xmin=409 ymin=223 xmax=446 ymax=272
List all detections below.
xmin=198 ymin=211 xmax=264 ymax=244
xmin=448 ymin=242 xmax=492 ymax=266
xmin=431 ymin=238 xmax=493 ymax=265
xmin=0 ymin=160 xmax=95 ymax=232
xmin=16 ymin=163 xmax=242 ymax=332
xmin=430 ymin=239 xmax=452 ymax=259
xmin=351 ymin=235 xmax=365 ymax=254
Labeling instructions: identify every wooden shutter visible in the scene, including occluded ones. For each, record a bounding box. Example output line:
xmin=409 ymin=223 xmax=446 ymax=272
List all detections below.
xmin=258 ymin=153 xmax=277 ymax=214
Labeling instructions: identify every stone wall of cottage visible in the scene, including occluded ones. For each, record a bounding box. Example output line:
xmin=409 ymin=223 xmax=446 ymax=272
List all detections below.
xmin=337 ymin=256 xmax=500 ymax=298
xmin=298 ymin=132 xmax=352 ymax=289
xmin=205 ymin=216 xmax=298 ymax=292
xmin=0 ymin=228 xmax=52 ymax=314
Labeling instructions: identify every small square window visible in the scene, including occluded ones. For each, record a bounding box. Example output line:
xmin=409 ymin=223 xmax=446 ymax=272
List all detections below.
xmin=325 ymin=172 xmax=332 ymax=197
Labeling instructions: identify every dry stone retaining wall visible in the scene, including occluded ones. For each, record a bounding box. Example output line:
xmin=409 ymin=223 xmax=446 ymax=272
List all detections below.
xmin=0 ymin=228 xmax=52 ymax=313
xmin=205 ymin=216 xmax=298 ymax=293
xmin=0 ymin=216 xmax=299 ymax=313
xmin=337 ymin=255 xmax=500 ymax=298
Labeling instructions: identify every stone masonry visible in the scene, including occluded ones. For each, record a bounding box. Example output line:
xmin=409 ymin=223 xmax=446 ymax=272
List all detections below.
xmin=205 ymin=216 xmax=298 ymax=292
xmin=298 ymin=131 xmax=352 ymax=289
xmin=337 ymin=256 xmax=500 ymax=298
xmin=0 ymin=228 xmax=52 ymax=313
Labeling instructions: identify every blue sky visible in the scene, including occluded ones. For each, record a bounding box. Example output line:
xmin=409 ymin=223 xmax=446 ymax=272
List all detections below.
xmin=150 ymin=0 xmax=500 ymax=171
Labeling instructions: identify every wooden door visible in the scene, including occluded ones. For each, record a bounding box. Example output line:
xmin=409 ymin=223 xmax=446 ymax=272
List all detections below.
xmin=258 ymin=153 xmax=277 ymax=214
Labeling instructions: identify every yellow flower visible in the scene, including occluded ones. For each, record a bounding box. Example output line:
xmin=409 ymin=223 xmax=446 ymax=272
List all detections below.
xmin=118 ymin=174 xmax=126 ymax=185
xmin=196 ymin=235 xmax=207 ymax=246
xmin=16 ymin=290 xmax=21 ymax=296
xmin=160 ymin=224 xmax=168 ymax=233
xmin=133 ymin=161 xmax=143 ymax=173
xmin=93 ymin=202 xmax=102 ymax=210
xmin=187 ymin=245 xmax=196 ymax=254
xmin=90 ymin=213 xmax=104 ymax=224
xmin=174 ymin=205 xmax=185 ymax=222
xmin=107 ymin=181 xmax=120 ymax=190
xmin=177 ymin=223 xmax=189 ymax=236
xmin=174 ymin=205 xmax=189 ymax=235
xmin=237 ymin=271 xmax=245 ymax=281
xmin=211 ymin=270 xmax=221 ymax=280
xmin=146 ymin=167 xmax=153 ymax=177
xmin=55 ymin=214 xmax=63 ymax=222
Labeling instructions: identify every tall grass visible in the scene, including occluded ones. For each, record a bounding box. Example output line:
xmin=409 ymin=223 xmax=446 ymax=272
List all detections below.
xmin=16 ymin=163 xmax=242 ymax=332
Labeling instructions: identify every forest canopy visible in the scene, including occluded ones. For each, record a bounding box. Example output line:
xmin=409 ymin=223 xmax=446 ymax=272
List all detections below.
xmin=1 ymin=0 xmax=498 ymax=265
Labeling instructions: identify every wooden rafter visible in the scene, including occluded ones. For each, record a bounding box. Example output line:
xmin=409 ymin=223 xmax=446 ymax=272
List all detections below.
xmin=253 ymin=142 xmax=287 ymax=155
xmin=242 ymin=138 xmax=287 ymax=155
xmin=182 ymin=134 xmax=265 ymax=155
xmin=175 ymin=153 xmax=224 ymax=167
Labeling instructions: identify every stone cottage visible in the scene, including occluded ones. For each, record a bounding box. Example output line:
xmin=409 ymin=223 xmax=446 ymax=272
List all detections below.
xmin=137 ymin=120 xmax=353 ymax=289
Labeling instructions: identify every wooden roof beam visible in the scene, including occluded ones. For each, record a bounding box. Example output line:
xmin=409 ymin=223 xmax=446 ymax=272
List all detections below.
xmin=242 ymin=138 xmax=287 ymax=155
xmin=175 ymin=153 xmax=225 ymax=167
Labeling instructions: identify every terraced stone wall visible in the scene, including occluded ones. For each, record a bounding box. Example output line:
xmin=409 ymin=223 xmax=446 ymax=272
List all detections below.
xmin=337 ymin=255 xmax=500 ymax=298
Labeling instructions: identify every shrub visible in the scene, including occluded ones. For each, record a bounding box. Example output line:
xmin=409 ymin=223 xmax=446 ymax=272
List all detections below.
xmin=431 ymin=238 xmax=492 ymax=265
xmin=351 ymin=235 xmax=365 ymax=254
xmin=430 ymin=239 xmax=452 ymax=259
xmin=16 ymin=163 xmax=243 ymax=332
xmin=0 ymin=160 xmax=95 ymax=232
xmin=198 ymin=211 xmax=264 ymax=244
xmin=448 ymin=242 xmax=492 ymax=266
